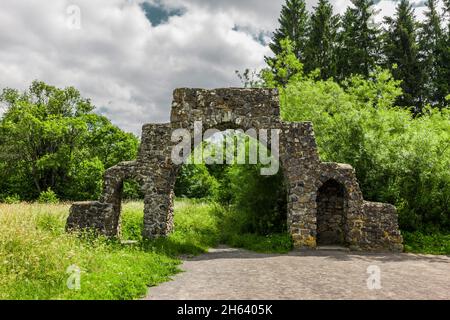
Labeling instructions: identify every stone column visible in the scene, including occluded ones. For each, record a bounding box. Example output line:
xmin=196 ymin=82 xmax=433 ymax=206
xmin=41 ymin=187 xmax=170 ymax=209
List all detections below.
xmin=279 ymin=122 xmax=321 ymax=248
xmin=137 ymin=123 xmax=177 ymax=239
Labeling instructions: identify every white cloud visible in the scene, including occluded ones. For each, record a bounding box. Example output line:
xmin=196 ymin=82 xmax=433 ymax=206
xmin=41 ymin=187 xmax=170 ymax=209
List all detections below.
xmin=0 ymin=0 xmax=428 ymax=134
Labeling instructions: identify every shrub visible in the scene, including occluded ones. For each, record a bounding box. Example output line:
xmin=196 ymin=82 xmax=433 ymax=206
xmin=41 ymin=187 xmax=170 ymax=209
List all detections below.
xmin=37 ymin=188 xmax=59 ymax=204
xmin=174 ymin=164 xmax=219 ymax=199
xmin=123 ymin=179 xmax=143 ymax=200
xmin=403 ymin=231 xmax=450 ymax=255
xmin=2 ymin=194 xmax=21 ymax=204
xmin=218 ymin=164 xmax=287 ymax=235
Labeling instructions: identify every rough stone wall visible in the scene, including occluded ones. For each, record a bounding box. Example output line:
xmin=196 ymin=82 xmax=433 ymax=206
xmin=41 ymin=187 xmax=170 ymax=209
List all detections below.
xmin=66 ymin=88 xmax=403 ymax=252
xmin=278 ymin=122 xmax=321 ymax=248
xmin=361 ymin=202 xmax=404 ymax=252
xmin=138 ymin=124 xmax=177 ymax=238
xmin=66 ymin=201 xmax=115 ymax=236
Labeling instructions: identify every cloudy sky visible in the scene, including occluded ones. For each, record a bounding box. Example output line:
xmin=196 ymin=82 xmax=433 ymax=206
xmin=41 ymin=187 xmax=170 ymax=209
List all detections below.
xmin=0 ymin=0 xmax=428 ymax=134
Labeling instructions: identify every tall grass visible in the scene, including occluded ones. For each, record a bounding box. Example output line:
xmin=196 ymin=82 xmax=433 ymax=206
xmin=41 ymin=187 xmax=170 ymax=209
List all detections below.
xmin=0 ymin=200 xmax=292 ymax=300
xmin=0 ymin=201 xmax=211 ymax=300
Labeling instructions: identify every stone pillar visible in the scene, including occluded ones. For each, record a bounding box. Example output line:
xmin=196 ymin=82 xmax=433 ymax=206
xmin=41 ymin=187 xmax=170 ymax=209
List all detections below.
xmin=279 ymin=122 xmax=321 ymax=249
xmin=137 ymin=123 xmax=177 ymax=239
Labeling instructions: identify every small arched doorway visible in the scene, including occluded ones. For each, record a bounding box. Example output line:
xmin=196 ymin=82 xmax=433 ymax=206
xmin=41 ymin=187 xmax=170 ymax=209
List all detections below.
xmin=316 ymin=179 xmax=347 ymax=246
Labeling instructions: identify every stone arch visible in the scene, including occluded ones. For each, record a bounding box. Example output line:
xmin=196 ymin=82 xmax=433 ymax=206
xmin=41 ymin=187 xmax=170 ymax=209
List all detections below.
xmin=66 ymin=88 xmax=403 ymax=252
xmin=314 ymin=162 xmax=365 ymax=248
xmin=173 ymin=124 xmax=289 ymax=231
xmin=66 ymin=161 xmax=138 ymax=237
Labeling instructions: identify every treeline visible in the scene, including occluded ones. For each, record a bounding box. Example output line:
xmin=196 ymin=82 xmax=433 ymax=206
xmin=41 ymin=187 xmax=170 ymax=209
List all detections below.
xmin=268 ymin=0 xmax=450 ymax=112
xmin=0 ymin=81 xmax=139 ymax=202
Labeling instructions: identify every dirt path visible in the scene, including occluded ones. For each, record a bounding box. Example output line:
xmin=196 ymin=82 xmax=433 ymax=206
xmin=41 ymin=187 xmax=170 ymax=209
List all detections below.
xmin=145 ymin=246 xmax=450 ymax=300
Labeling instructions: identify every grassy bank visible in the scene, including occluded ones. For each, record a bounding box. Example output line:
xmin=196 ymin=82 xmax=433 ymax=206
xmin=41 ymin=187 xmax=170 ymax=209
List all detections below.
xmin=0 ymin=200 xmax=291 ymax=300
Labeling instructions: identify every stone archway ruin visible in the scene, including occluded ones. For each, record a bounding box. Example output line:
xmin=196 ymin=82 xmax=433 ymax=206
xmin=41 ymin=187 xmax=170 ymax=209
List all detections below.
xmin=66 ymin=88 xmax=403 ymax=252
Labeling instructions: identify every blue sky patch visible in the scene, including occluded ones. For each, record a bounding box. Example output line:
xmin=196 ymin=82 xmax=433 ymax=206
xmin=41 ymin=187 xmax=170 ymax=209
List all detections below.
xmin=140 ymin=1 xmax=185 ymax=27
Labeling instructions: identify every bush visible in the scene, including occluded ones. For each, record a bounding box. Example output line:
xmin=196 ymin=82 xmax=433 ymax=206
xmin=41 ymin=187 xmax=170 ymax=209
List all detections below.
xmin=37 ymin=188 xmax=59 ymax=204
xmin=2 ymin=194 xmax=21 ymax=204
xmin=65 ymin=158 xmax=104 ymax=201
xmin=403 ymin=231 xmax=450 ymax=255
xmin=218 ymin=164 xmax=287 ymax=235
xmin=123 ymin=179 xmax=143 ymax=200
xmin=174 ymin=164 xmax=219 ymax=199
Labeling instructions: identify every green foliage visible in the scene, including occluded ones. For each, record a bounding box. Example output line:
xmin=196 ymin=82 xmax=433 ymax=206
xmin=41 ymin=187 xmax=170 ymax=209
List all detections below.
xmin=0 ymin=81 xmax=139 ymax=201
xmin=304 ymin=0 xmax=339 ymax=79
xmin=262 ymin=38 xmax=304 ymax=87
xmin=403 ymin=231 xmax=450 ymax=255
xmin=65 ymin=158 xmax=105 ymax=201
xmin=249 ymin=34 xmax=450 ymax=232
xmin=268 ymin=0 xmax=450 ymax=111
xmin=0 ymin=201 xmax=201 ymax=299
xmin=37 ymin=188 xmax=59 ymax=204
xmin=120 ymin=202 xmax=145 ymax=241
xmin=2 ymin=194 xmax=21 ymax=204
xmin=276 ymin=58 xmax=450 ymax=231
xmin=223 ymin=233 xmax=293 ymax=254
xmin=174 ymin=164 xmax=219 ymax=199
xmin=123 ymin=180 xmax=144 ymax=200
xmin=219 ymin=165 xmax=287 ymax=235
xmin=419 ymin=0 xmax=443 ymax=106
xmin=383 ymin=0 xmax=424 ymax=110
xmin=336 ymin=0 xmax=381 ymax=80
xmin=268 ymin=0 xmax=309 ymax=62
xmin=174 ymin=130 xmax=289 ymax=236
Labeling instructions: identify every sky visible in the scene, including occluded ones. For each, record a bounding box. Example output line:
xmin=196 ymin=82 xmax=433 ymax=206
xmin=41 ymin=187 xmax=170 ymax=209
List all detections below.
xmin=0 ymin=0 xmax=429 ymax=134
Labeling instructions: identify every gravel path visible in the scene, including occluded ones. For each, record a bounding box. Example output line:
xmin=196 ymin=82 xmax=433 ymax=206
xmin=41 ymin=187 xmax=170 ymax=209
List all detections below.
xmin=146 ymin=246 xmax=450 ymax=300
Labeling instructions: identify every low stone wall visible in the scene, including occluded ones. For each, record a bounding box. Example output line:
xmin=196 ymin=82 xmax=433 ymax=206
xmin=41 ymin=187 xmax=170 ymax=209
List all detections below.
xmin=66 ymin=201 xmax=116 ymax=237
xmin=360 ymin=201 xmax=404 ymax=252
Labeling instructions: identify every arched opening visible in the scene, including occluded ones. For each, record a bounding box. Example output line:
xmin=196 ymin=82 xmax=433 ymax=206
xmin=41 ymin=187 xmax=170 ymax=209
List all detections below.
xmin=316 ymin=179 xmax=347 ymax=246
xmin=100 ymin=161 xmax=144 ymax=239
xmin=173 ymin=127 xmax=288 ymax=238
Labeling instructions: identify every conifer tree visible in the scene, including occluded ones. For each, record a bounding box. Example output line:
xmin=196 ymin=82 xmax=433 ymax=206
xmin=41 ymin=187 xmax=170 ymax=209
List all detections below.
xmin=304 ymin=0 xmax=339 ymax=79
xmin=268 ymin=0 xmax=309 ymax=63
xmin=336 ymin=0 xmax=381 ymax=80
xmin=434 ymin=0 xmax=450 ymax=107
xmin=383 ymin=0 xmax=424 ymax=111
xmin=419 ymin=0 xmax=443 ymax=106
